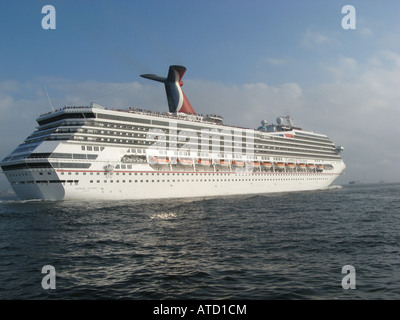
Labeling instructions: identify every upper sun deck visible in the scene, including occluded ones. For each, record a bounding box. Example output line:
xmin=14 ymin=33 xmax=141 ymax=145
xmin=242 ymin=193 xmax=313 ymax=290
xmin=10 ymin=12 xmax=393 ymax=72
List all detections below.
xmin=36 ymin=103 xmax=333 ymax=146
xmin=37 ymin=103 xmax=224 ymax=126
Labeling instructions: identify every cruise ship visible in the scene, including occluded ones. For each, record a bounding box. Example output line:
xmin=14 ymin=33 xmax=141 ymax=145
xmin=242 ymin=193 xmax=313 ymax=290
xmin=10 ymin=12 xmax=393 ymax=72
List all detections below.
xmin=0 ymin=65 xmax=345 ymax=200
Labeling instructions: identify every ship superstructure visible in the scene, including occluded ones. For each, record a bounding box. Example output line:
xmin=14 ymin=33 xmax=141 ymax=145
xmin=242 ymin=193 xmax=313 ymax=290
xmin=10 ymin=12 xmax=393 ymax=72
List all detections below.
xmin=0 ymin=65 xmax=345 ymax=200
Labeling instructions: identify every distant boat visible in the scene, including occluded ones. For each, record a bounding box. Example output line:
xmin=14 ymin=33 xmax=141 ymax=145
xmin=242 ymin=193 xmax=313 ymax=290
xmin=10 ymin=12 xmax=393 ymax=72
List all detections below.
xmin=348 ymin=181 xmax=360 ymax=185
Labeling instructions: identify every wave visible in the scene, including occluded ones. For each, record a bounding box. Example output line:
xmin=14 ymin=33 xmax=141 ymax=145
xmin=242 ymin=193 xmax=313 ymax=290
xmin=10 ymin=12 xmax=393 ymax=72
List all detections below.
xmin=0 ymin=198 xmax=51 ymax=204
xmin=325 ymin=185 xmax=343 ymax=190
xmin=149 ymin=212 xmax=178 ymax=220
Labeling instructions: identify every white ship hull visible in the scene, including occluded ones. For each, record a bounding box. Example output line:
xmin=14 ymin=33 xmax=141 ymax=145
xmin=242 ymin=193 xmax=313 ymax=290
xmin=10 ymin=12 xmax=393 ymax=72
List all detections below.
xmin=3 ymin=140 xmax=345 ymax=200
xmin=7 ymin=169 xmax=342 ymax=201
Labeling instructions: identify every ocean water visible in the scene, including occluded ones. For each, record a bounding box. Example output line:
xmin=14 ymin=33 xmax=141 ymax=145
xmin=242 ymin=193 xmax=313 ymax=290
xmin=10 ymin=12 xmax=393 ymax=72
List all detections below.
xmin=0 ymin=183 xmax=399 ymax=300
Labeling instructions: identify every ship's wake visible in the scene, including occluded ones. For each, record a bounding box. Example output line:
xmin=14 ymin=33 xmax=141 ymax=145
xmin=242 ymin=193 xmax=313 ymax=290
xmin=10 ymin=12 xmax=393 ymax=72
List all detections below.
xmin=325 ymin=185 xmax=343 ymax=190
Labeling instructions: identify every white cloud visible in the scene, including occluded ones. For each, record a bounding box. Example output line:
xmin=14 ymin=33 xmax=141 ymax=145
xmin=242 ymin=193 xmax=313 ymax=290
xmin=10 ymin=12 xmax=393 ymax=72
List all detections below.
xmin=301 ymin=29 xmax=336 ymax=48
xmin=358 ymin=27 xmax=373 ymax=37
xmin=319 ymin=56 xmax=358 ymax=81
xmin=184 ymin=80 xmax=302 ymax=128
xmin=301 ymin=52 xmax=400 ymax=183
xmin=378 ymin=50 xmax=400 ymax=66
xmin=355 ymin=15 xmax=374 ymax=38
xmin=0 ymin=94 xmax=14 ymax=112
xmin=266 ymin=57 xmax=286 ymax=65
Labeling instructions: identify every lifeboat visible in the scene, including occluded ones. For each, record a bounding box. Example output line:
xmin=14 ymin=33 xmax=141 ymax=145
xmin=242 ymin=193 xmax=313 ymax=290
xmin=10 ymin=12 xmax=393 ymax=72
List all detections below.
xmin=306 ymin=164 xmax=315 ymax=171
xmin=196 ymin=158 xmax=211 ymax=166
xmin=216 ymin=159 xmax=230 ymax=167
xmin=232 ymin=160 xmax=245 ymax=167
xmin=286 ymin=163 xmax=296 ymax=170
xmin=247 ymin=161 xmax=260 ymax=166
xmin=261 ymin=161 xmax=273 ymax=167
xmin=177 ymin=157 xmax=193 ymax=166
xmin=274 ymin=162 xmax=285 ymax=170
xmin=151 ymin=156 xmax=169 ymax=165
xmin=316 ymin=164 xmax=324 ymax=171
xmin=297 ymin=163 xmax=306 ymax=170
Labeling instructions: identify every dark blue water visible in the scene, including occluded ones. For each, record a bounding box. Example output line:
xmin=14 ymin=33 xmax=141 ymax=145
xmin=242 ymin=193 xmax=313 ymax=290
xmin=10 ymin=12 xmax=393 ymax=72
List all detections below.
xmin=0 ymin=183 xmax=399 ymax=300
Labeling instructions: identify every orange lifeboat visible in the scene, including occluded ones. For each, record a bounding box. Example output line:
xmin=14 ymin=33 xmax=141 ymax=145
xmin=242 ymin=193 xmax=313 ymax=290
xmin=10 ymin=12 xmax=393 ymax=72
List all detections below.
xmin=261 ymin=161 xmax=273 ymax=167
xmin=177 ymin=157 xmax=193 ymax=166
xmin=216 ymin=159 xmax=230 ymax=167
xmin=196 ymin=158 xmax=211 ymax=166
xmin=274 ymin=162 xmax=285 ymax=170
xmin=232 ymin=160 xmax=245 ymax=167
xmin=151 ymin=156 xmax=169 ymax=165
xmin=286 ymin=163 xmax=296 ymax=169
xmin=260 ymin=161 xmax=272 ymax=170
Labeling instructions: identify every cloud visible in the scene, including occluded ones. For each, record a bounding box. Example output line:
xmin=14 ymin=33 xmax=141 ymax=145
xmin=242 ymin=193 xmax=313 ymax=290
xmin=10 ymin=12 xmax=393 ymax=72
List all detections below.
xmin=355 ymin=15 xmax=374 ymax=38
xmin=319 ymin=56 xmax=358 ymax=82
xmin=358 ymin=27 xmax=373 ymax=37
xmin=266 ymin=58 xmax=286 ymax=65
xmin=301 ymin=52 xmax=400 ymax=183
xmin=301 ymin=29 xmax=336 ymax=48
xmin=184 ymin=80 xmax=302 ymax=128
xmin=0 ymin=94 xmax=14 ymax=112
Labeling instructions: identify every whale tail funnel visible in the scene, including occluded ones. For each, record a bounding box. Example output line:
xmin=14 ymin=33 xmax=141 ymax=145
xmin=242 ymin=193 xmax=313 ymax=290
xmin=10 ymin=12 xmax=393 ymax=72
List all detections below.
xmin=141 ymin=65 xmax=195 ymax=114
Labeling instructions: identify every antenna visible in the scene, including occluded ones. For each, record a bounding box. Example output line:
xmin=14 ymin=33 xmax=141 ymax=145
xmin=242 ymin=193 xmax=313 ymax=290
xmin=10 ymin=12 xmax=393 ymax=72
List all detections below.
xmin=44 ymin=86 xmax=54 ymax=112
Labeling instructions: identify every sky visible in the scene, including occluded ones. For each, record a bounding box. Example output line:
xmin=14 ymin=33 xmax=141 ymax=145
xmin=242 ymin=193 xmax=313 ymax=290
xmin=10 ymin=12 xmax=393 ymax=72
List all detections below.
xmin=1 ymin=0 xmax=400 ymax=190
